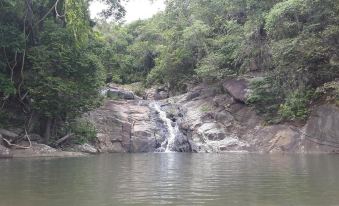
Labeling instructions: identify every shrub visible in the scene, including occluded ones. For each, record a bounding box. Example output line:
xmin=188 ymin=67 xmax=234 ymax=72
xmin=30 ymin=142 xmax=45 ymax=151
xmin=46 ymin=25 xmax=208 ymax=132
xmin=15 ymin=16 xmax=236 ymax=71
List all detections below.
xmin=247 ymin=77 xmax=284 ymax=123
xmin=70 ymin=119 xmax=97 ymax=144
xmin=315 ymin=81 xmax=339 ymax=106
xmin=278 ymin=89 xmax=313 ymax=121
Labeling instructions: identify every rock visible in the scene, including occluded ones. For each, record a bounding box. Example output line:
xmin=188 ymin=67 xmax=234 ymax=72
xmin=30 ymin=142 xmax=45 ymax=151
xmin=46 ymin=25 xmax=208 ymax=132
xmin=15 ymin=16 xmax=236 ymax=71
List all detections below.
xmin=83 ymin=82 xmax=339 ymax=154
xmin=214 ymin=111 xmax=234 ymax=123
xmin=154 ymin=91 xmax=169 ymax=100
xmin=268 ymin=128 xmax=299 ymax=153
xmin=85 ymin=99 xmax=161 ymax=153
xmin=131 ymin=134 xmax=156 ymax=152
xmin=300 ymin=104 xmax=339 ymax=153
xmin=74 ymin=143 xmax=98 ymax=154
xmin=185 ymin=91 xmax=201 ymax=101
xmin=0 ymin=144 xmax=10 ymax=157
xmin=95 ymin=132 xmax=126 ymax=153
xmin=0 ymin=136 xmax=10 ymax=157
xmin=222 ymin=79 xmax=249 ymax=103
xmin=107 ymin=89 xmax=135 ymax=100
xmin=145 ymin=86 xmax=169 ymax=100
xmin=304 ymin=104 xmax=339 ymax=140
xmin=8 ymin=142 xmax=85 ymax=158
xmin=197 ymin=123 xmax=227 ymax=141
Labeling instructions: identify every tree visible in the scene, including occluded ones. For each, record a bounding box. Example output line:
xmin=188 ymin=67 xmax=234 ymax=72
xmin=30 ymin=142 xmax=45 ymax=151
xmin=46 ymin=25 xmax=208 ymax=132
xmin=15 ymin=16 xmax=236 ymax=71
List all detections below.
xmin=0 ymin=0 xmax=126 ymax=142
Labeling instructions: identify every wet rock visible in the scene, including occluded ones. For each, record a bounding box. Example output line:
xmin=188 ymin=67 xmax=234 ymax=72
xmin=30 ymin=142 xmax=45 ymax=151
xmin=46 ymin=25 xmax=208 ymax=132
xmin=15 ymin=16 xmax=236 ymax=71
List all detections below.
xmin=95 ymin=132 xmax=126 ymax=153
xmin=131 ymin=134 xmax=156 ymax=152
xmin=197 ymin=123 xmax=227 ymax=141
xmin=74 ymin=143 xmax=98 ymax=154
xmin=0 ymin=136 xmax=10 ymax=157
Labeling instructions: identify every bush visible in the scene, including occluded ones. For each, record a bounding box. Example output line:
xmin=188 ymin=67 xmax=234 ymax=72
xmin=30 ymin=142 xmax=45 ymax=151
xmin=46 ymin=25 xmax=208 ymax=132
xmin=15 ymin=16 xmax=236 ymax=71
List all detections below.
xmin=123 ymin=82 xmax=146 ymax=97
xmin=278 ymin=89 xmax=313 ymax=121
xmin=70 ymin=119 xmax=97 ymax=144
xmin=315 ymin=81 xmax=339 ymax=106
xmin=247 ymin=77 xmax=284 ymax=123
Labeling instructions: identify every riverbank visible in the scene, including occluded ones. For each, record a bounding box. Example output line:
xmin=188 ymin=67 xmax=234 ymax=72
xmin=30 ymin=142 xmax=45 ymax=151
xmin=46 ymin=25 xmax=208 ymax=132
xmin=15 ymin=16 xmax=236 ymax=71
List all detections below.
xmin=1 ymin=81 xmax=339 ymax=158
xmin=0 ymin=141 xmax=86 ymax=158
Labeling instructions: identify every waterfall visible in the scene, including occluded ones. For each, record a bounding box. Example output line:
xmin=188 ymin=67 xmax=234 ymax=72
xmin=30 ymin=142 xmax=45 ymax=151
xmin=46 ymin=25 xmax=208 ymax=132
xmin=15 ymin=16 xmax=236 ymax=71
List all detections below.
xmin=151 ymin=102 xmax=180 ymax=152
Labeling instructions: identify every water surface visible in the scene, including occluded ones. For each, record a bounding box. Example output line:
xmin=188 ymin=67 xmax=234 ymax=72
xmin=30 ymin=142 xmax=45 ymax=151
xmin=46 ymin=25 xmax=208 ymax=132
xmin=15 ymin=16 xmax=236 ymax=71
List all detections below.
xmin=0 ymin=153 xmax=339 ymax=206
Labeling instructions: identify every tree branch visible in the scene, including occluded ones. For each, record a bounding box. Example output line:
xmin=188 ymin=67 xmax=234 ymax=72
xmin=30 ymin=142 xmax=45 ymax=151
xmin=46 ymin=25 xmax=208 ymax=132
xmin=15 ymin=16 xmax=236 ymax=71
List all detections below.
xmin=55 ymin=133 xmax=74 ymax=146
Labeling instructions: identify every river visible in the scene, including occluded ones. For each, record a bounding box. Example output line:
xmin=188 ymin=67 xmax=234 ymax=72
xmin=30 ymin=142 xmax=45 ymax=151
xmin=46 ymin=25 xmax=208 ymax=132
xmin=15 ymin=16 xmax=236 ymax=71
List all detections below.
xmin=0 ymin=153 xmax=339 ymax=206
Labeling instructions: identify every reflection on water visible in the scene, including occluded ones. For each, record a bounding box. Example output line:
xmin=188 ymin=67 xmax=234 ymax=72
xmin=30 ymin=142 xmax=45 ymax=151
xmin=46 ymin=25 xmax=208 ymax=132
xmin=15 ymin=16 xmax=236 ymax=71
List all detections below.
xmin=0 ymin=154 xmax=339 ymax=206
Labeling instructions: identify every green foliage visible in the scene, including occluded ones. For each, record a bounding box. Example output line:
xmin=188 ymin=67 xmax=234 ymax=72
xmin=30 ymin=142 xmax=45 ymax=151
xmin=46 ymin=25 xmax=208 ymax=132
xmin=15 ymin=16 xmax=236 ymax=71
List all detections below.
xmin=93 ymin=0 xmax=338 ymax=122
xmin=247 ymin=77 xmax=284 ymax=123
xmin=316 ymin=81 xmax=339 ymax=106
xmin=123 ymin=82 xmax=146 ymax=97
xmin=0 ymin=74 xmax=16 ymax=97
xmin=65 ymin=0 xmax=91 ymax=44
xmin=69 ymin=119 xmax=97 ymax=144
xmin=0 ymin=111 xmax=9 ymax=127
xmin=27 ymin=20 xmax=104 ymax=119
xmin=200 ymin=105 xmax=212 ymax=113
xmin=0 ymin=0 xmax=125 ymax=140
xmin=265 ymin=0 xmax=305 ymax=40
xmin=1 ymin=0 xmax=339 ymax=131
xmin=278 ymin=89 xmax=313 ymax=121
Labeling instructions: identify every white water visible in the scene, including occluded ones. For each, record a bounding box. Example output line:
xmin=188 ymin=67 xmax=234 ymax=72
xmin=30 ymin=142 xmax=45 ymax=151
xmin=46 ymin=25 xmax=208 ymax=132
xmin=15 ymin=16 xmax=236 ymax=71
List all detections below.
xmin=152 ymin=102 xmax=179 ymax=152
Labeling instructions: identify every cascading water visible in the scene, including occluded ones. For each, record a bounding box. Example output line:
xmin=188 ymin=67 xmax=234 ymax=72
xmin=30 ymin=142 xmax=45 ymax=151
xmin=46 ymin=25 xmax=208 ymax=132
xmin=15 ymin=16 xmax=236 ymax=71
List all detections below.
xmin=151 ymin=102 xmax=179 ymax=152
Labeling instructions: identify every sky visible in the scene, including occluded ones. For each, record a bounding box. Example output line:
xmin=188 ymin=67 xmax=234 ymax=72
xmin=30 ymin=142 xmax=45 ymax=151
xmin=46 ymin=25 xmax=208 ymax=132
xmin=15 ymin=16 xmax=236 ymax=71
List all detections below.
xmin=90 ymin=0 xmax=166 ymax=23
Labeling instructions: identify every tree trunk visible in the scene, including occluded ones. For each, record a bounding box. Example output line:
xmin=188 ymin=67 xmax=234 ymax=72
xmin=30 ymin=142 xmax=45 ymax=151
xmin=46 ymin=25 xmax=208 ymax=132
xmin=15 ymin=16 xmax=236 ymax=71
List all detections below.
xmin=43 ymin=117 xmax=53 ymax=144
xmin=25 ymin=0 xmax=35 ymax=44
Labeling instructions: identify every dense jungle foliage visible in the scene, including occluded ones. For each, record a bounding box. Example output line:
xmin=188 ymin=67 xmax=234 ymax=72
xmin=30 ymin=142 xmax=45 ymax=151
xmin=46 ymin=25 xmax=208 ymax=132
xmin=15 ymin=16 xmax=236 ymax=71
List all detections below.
xmin=0 ymin=0 xmax=338 ymax=143
xmin=100 ymin=0 xmax=338 ymax=122
xmin=0 ymin=0 xmax=125 ymax=142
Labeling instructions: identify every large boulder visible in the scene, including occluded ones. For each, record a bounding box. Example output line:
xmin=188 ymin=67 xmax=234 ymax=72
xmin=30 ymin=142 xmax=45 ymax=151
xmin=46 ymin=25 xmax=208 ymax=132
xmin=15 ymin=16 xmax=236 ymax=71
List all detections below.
xmin=304 ymin=104 xmax=339 ymax=140
xmin=85 ymin=99 xmax=159 ymax=153
xmin=145 ymin=86 xmax=169 ymax=100
xmin=222 ymin=79 xmax=249 ymax=103
xmin=107 ymin=89 xmax=135 ymax=100
xmin=300 ymin=104 xmax=339 ymax=153
xmin=154 ymin=91 xmax=169 ymax=100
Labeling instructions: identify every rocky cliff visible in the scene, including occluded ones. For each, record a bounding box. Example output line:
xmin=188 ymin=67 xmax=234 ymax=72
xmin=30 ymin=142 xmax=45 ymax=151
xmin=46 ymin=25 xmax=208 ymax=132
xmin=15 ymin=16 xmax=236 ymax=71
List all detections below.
xmin=84 ymin=81 xmax=339 ymax=154
xmin=1 ymin=81 xmax=338 ymax=157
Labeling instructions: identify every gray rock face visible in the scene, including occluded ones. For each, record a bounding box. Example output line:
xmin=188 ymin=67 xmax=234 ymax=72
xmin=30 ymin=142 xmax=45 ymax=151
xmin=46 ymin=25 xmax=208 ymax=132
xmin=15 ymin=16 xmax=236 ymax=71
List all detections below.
xmin=168 ymin=83 xmax=339 ymax=153
xmin=222 ymin=79 xmax=249 ymax=103
xmin=87 ymin=83 xmax=339 ymax=154
xmin=299 ymin=104 xmax=339 ymax=153
xmin=85 ymin=100 xmax=161 ymax=153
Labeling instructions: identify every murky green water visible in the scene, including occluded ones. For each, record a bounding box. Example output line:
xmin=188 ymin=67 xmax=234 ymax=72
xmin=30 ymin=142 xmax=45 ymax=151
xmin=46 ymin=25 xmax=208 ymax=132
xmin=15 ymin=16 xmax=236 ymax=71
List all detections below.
xmin=0 ymin=153 xmax=339 ymax=206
